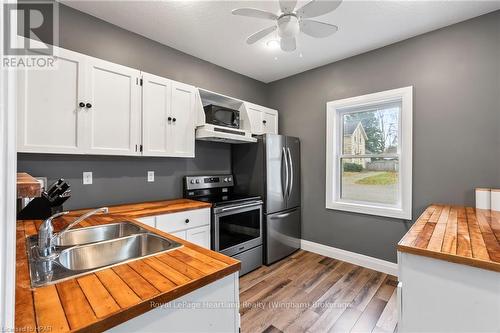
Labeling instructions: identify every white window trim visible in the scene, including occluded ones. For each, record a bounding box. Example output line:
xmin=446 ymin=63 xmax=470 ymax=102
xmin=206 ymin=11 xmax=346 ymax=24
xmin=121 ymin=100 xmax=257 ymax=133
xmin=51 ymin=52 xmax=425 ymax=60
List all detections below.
xmin=326 ymin=86 xmax=413 ymax=220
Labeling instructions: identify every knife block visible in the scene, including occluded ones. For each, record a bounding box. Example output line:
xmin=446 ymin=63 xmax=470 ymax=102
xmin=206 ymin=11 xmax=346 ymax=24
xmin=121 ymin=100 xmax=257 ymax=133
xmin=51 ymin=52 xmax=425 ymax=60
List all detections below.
xmin=17 ymin=195 xmax=68 ymax=220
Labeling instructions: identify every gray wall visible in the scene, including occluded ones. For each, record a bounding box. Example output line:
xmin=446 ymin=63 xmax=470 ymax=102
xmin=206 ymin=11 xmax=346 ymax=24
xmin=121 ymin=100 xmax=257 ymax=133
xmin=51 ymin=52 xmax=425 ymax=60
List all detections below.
xmin=267 ymin=11 xmax=500 ymax=262
xmin=17 ymin=4 xmax=268 ymax=210
xmin=18 ymin=142 xmax=230 ymax=210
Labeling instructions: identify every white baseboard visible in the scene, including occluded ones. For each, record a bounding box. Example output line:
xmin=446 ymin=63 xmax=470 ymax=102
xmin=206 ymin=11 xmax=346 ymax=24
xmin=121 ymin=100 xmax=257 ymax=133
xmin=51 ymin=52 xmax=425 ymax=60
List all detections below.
xmin=300 ymin=239 xmax=398 ymax=277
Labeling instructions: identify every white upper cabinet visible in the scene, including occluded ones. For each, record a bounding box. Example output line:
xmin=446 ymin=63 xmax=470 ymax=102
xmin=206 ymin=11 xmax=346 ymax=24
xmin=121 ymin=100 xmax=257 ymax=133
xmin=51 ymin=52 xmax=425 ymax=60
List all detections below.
xmin=17 ymin=42 xmax=276 ymax=157
xmin=262 ymin=110 xmax=278 ymax=134
xmin=169 ymin=81 xmax=196 ymax=157
xmin=17 ymin=47 xmax=87 ymax=154
xmin=244 ymin=103 xmax=278 ymax=135
xmin=142 ymin=74 xmax=196 ymax=157
xmin=142 ymin=72 xmax=172 ymax=156
xmin=86 ymin=58 xmax=141 ymax=156
xmin=18 ymin=47 xmax=142 ymax=156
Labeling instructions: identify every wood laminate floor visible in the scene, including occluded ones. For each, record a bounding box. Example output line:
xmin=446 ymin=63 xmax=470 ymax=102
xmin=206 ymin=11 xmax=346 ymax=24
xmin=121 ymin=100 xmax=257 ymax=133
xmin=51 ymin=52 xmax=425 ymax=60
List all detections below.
xmin=240 ymin=250 xmax=398 ymax=333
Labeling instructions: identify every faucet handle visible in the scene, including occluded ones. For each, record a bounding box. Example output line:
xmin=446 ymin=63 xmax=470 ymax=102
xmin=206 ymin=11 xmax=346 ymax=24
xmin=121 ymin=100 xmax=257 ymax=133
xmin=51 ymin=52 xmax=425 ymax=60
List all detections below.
xmin=38 ymin=211 xmax=69 ymax=257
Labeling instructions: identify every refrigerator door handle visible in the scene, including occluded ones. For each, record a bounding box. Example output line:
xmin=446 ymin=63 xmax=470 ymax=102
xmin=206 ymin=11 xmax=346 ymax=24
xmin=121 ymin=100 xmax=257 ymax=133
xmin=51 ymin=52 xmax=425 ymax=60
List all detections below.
xmin=282 ymin=147 xmax=289 ymax=200
xmin=269 ymin=208 xmax=299 ymax=219
xmin=286 ymin=147 xmax=293 ymax=199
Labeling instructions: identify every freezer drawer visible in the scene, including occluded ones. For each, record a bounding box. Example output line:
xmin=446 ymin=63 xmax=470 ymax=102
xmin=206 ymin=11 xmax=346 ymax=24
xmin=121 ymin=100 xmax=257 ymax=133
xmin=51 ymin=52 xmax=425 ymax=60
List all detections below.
xmin=265 ymin=207 xmax=301 ymax=265
xmin=233 ymin=245 xmax=262 ymax=276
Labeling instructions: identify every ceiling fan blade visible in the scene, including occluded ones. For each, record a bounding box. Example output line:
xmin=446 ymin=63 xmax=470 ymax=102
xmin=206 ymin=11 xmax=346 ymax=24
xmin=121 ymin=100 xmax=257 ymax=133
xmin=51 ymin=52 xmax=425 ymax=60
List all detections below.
xmin=246 ymin=26 xmax=277 ymax=44
xmin=300 ymin=20 xmax=338 ymax=38
xmin=232 ymin=8 xmax=278 ymax=20
xmin=279 ymin=0 xmax=297 ymax=14
xmin=280 ymin=37 xmax=296 ymax=52
xmin=296 ymin=0 xmax=342 ymax=18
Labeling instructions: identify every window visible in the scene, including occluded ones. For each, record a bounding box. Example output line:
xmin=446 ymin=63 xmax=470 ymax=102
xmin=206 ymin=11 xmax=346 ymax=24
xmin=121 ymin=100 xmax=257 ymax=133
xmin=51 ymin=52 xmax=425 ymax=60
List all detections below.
xmin=326 ymin=87 xmax=413 ymax=219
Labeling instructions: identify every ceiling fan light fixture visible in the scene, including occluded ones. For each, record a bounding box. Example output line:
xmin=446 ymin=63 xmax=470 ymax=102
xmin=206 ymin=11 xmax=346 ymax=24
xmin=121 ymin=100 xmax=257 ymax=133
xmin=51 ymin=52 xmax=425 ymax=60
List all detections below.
xmin=266 ymin=39 xmax=280 ymax=50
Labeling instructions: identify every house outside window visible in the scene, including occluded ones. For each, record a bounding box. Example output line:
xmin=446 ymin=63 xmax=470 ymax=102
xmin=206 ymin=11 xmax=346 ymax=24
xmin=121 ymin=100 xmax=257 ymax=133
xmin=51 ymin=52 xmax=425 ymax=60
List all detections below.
xmin=326 ymin=87 xmax=413 ymax=219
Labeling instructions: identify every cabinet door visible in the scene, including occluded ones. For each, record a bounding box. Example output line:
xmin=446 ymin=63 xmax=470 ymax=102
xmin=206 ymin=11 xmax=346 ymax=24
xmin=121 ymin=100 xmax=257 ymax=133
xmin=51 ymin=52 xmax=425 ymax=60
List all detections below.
xmin=169 ymin=230 xmax=187 ymax=240
xmin=17 ymin=47 xmax=87 ymax=154
xmin=136 ymin=216 xmax=156 ymax=228
xmin=186 ymin=226 xmax=210 ymax=249
xmin=246 ymin=105 xmax=263 ymax=135
xmin=169 ymin=81 xmax=196 ymax=157
xmin=86 ymin=58 xmax=141 ymax=155
xmin=263 ymin=112 xmax=278 ymax=134
xmin=142 ymin=72 xmax=171 ymax=156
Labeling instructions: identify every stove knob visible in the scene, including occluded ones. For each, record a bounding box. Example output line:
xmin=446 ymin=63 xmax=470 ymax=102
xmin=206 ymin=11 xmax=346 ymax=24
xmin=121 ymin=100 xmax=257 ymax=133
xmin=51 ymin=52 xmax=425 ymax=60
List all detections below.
xmin=228 ymin=177 xmax=232 ymax=182
xmin=195 ymin=179 xmax=200 ymax=184
xmin=223 ymin=177 xmax=228 ymax=182
xmin=190 ymin=179 xmax=195 ymax=184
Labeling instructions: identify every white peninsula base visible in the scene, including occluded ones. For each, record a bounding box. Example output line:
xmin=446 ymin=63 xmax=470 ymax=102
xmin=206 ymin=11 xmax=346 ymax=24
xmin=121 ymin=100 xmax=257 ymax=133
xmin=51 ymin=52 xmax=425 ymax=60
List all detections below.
xmin=109 ymin=272 xmax=240 ymax=333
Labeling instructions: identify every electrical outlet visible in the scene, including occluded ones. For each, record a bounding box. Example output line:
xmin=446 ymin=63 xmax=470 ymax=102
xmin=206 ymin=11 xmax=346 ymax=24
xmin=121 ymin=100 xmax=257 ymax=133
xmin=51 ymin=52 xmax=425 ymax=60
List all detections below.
xmin=83 ymin=172 xmax=93 ymax=185
xmin=147 ymin=171 xmax=155 ymax=182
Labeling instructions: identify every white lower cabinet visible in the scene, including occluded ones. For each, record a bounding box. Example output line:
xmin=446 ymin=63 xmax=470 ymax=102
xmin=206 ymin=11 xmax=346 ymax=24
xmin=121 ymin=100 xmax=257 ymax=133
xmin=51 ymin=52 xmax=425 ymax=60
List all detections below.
xmin=398 ymin=251 xmax=500 ymax=333
xmin=169 ymin=230 xmax=187 ymax=240
xmin=109 ymin=272 xmax=239 ymax=333
xmin=136 ymin=216 xmax=155 ymax=228
xmin=138 ymin=208 xmax=211 ymax=248
xmin=186 ymin=225 xmax=210 ymax=249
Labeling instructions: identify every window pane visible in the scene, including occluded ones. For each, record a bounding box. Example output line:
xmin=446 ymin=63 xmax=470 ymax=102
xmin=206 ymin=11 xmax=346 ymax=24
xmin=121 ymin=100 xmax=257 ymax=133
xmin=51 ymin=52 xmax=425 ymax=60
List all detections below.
xmin=341 ymin=158 xmax=399 ymax=205
xmin=342 ymin=101 xmax=400 ymax=155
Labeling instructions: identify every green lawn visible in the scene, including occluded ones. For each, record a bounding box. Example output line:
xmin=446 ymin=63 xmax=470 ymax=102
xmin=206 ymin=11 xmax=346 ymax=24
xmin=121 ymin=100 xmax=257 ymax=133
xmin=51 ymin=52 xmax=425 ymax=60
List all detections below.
xmin=355 ymin=172 xmax=398 ymax=185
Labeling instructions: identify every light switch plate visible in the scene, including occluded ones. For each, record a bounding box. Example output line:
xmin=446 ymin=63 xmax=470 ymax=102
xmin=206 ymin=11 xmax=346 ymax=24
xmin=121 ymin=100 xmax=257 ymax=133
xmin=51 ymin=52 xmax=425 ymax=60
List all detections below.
xmin=83 ymin=172 xmax=93 ymax=185
xmin=147 ymin=171 xmax=154 ymax=182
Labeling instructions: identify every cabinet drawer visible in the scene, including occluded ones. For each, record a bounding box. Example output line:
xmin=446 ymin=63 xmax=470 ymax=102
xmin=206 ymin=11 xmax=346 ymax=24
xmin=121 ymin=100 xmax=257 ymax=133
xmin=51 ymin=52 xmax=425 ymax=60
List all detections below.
xmin=155 ymin=208 xmax=210 ymax=233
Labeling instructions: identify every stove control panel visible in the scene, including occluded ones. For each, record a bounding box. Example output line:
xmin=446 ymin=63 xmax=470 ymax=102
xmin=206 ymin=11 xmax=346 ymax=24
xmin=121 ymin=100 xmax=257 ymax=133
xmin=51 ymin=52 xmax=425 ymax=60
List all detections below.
xmin=184 ymin=174 xmax=234 ymax=190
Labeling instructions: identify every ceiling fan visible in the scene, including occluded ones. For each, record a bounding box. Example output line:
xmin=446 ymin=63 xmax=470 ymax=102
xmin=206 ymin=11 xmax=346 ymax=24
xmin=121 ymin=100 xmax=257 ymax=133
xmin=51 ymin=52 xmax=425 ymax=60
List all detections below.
xmin=232 ymin=0 xmax=341 ymax=52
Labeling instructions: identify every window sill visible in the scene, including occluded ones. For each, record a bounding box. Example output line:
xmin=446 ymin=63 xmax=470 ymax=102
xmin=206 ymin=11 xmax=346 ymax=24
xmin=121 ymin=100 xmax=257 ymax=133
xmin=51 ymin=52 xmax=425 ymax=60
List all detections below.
xmin=326 ymin=201 xmax=411 ymax=220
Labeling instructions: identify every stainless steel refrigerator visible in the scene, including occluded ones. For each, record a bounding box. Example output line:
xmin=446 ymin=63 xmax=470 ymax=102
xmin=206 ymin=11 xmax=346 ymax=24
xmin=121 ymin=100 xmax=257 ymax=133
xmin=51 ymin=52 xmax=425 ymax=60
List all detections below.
xmin=232 ymin=134 xmax=301 ymax=265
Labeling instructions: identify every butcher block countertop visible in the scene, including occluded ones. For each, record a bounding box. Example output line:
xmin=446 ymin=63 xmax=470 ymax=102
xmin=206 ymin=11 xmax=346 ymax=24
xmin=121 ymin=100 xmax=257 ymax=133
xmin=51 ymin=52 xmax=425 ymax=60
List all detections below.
xmin=72 ymin=198 xmax=211 ymax=218
xmin=17 ymin=172 xmax=41 ymax=198
xmin=398 ymin=204 xmax=500 ymax=272
xmin=16 ymin=200 xmax=239 ymax=333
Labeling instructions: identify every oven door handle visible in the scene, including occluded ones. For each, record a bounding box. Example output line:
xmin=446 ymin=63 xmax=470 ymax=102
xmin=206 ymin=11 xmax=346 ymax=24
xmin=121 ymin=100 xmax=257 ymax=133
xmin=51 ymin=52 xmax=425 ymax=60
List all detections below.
xmin=218 ymin=201 xmax=262 ymax=213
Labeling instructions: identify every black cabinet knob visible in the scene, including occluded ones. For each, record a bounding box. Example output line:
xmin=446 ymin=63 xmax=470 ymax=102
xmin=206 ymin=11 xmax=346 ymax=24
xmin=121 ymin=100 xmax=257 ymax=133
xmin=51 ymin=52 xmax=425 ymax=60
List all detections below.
xmin=167 ymin=117 xmax=172 ymax=121
xmin=79 ymin=102 xmax=85 ymax=108
xmin=263 ymin=120 xmax=267 ymax=124
xmin=86 ymin=103 xmax=92 ymax=109
xmin=185 ymin=219 xmax=190 ymax=223
xmin=172 ymin=118 xmax=177 ymax=122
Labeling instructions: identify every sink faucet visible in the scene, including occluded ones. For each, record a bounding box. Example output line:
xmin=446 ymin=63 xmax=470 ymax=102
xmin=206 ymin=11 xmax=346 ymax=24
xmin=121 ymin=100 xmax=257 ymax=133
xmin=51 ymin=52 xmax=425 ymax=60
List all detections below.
xmin=38 ymin=207 xmax=109 ymax=258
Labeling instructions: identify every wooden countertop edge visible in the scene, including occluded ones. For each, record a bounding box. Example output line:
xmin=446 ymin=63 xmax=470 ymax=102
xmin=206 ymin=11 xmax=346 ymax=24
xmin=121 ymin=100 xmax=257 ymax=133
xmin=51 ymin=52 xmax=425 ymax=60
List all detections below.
xmin=74 ymin=263 xmax=240 ymax=333
xmin=397 ymin=243 xmax=500 ymax=273
xmin=17 ymin=172 xmax=41 ymax=198
xmin=69 ymin=199 xmax=212 ymax=219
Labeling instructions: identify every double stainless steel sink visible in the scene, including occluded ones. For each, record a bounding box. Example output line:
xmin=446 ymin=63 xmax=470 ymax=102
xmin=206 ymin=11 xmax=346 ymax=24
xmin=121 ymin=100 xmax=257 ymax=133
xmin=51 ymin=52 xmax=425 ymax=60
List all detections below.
xmin=27 ymin=221 xmax=182 ymax=287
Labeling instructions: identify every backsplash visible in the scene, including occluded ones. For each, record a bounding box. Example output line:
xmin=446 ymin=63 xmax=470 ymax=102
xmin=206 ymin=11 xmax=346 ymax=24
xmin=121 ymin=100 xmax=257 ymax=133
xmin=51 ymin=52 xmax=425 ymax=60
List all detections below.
xmin=17 ymin=141 xmax=231 ymax=210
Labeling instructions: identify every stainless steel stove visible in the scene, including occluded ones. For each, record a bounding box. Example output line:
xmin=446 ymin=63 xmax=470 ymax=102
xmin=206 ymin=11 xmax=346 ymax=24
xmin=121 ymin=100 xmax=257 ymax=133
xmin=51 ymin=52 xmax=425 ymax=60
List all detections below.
xmin=184 ymin=174 xmax=263 ymax=275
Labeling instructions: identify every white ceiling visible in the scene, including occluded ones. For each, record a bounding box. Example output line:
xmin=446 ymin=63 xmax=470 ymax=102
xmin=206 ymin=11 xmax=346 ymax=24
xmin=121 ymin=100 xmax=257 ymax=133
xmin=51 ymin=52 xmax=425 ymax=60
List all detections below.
xmin=62 ymin=1 xmax=500 ymax=83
